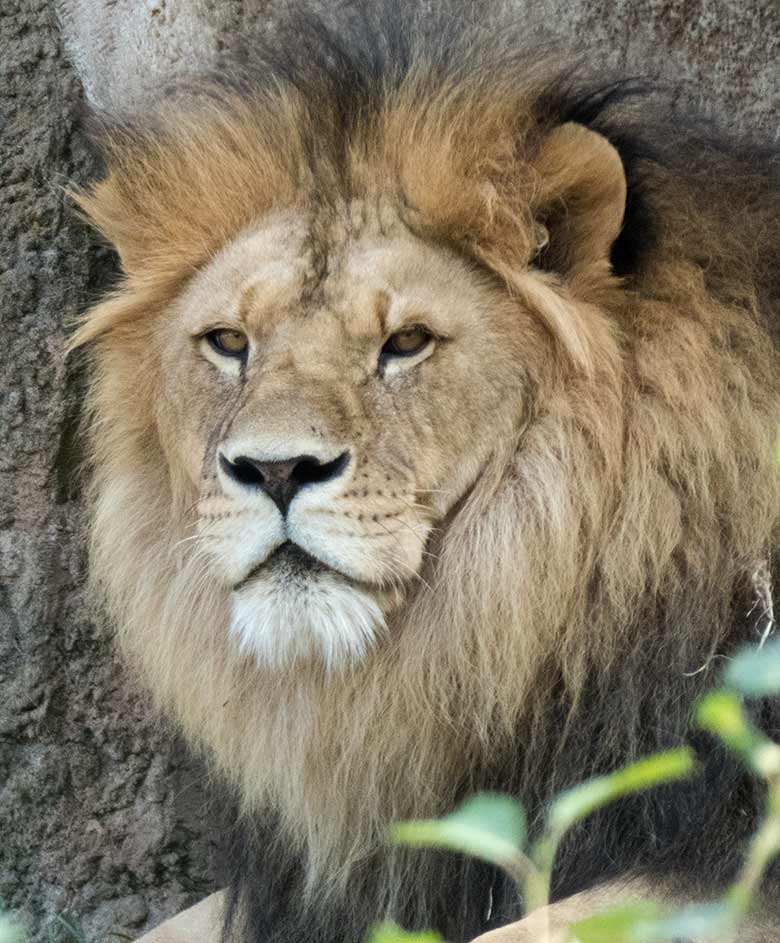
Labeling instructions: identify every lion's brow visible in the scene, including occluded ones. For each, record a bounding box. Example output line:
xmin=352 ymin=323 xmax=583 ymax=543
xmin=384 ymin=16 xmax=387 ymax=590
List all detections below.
xmin=375 ymin=290 xmax=390 ymax=336
xmin=236 ymin=282 xmax=258 ymax=325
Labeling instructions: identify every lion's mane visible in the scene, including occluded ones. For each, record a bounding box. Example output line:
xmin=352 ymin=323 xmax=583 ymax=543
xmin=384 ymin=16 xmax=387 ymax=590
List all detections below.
xmin=73 ymin=5 xmax=780 ymax=941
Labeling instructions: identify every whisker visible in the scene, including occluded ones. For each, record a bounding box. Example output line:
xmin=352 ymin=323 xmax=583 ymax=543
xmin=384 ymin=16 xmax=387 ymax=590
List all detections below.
xmin=173 ymin=533 xmax=204 ymax=546
xmin=376 ymin=558 xmax=407 ymax=592
xmin=396 ymin=496 xmax=438 ymax=514
xmin=367 ymin=518 xmax=436 ymax=593
xmin=388 ymin=551 xmax=436 ymax=593
xmin=390 ymin=515 xmax=435 ymax=549
xmin=170 ymin=533 xmax=206 ymax=554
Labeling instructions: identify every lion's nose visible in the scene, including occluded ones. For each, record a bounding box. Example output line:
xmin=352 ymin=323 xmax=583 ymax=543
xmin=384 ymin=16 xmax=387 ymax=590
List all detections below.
xmin=219 ymin=451 xmax=350 ymax=514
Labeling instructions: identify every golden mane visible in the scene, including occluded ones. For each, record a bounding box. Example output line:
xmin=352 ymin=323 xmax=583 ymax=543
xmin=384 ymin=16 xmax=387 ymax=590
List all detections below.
xmin=72 ymin=6 xmax=780 ymax=940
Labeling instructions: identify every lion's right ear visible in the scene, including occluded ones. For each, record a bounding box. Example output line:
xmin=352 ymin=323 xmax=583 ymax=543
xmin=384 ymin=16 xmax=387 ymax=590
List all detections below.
xmin=70 ymin=169 xmax=150 ymax=278
xmin=65 ymin=289 xmax=156 ymax=353
xmin=532 ymin=122 xmax=627 ymax=277
xmin=66 ymin=153 xmax=162 ymax=352
xmin=69 ymin=109 xmax=211 ymax=282
xmin=67 ymin=120 xmax=216 ymax=352
xmin=68 ymin=110 xmax=153 ymax=275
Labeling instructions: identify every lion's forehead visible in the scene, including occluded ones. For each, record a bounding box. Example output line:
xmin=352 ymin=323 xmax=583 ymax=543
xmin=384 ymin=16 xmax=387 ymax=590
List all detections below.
xmin=176 ymin=211 xmax=312 ymax=331
xmin=178 ymin=203 xmax=482 ymax=342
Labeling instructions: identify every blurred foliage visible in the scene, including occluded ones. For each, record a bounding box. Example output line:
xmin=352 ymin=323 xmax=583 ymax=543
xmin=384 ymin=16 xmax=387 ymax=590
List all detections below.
xmin=380 ymin=640 xmax=780 ymax=943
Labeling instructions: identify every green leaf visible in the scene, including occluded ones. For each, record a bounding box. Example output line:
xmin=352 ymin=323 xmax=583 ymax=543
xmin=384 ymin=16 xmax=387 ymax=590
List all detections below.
xmin=697 ymin=689 xmax=780 ymax=778
xmin=571 ymin=901 xmax=733 ymax=943
xmin=696 ymin=691 xmax=763 ymax=757
xmin=725 ymin=639 xmax=780 ymax=696
xmin=390 ymin=793 xmax=526 ymax=869
xmin=642 ymin=902 xmax=734 ymax=942
xmin=570 ymin=901 xmax=663 ymax=942
xmin=367 ymin=921 xmax=444 ymax=943
xmin=549 ymin=749 xmax=696 ymax=834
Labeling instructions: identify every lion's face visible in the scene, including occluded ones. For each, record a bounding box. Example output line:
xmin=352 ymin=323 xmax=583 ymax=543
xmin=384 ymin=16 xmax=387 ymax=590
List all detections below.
xmin=160 ymin=205 xmax=531 ymax=669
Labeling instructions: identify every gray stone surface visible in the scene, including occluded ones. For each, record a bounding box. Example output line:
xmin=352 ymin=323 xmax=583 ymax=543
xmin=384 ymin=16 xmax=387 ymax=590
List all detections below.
xmin=1 ymin=0 xmax=778 ymax=940
xmin=1 ymin=2 xmax=218 ymax=940
xmin=536 ymin=0 xmax=780 ymax=136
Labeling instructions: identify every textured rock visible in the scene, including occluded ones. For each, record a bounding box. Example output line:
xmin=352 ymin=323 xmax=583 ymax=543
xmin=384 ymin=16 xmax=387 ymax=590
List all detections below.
xmin=0 ymin=2 xmax=218 ymax=940
xmin=1 ymin=0 xmax=777 ymax=939
xmin=535 ymin=0 xmax=780 ymax=135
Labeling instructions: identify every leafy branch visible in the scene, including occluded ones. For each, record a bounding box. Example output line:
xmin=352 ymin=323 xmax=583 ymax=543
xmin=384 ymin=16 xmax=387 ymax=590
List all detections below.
xmin=372 ymin=638 xmax=780 ymax=943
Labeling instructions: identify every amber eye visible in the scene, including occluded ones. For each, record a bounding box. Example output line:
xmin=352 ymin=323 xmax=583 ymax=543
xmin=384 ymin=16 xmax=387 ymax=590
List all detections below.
xmin=205 ymin=328 xmax=249 ymax=358
xmin=380 ymin=326 xmax=432 ymax=360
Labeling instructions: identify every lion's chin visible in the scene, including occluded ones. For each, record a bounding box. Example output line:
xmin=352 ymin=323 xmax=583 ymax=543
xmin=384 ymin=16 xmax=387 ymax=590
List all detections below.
xmin=229 ymin=559 xmax=387 ymax=672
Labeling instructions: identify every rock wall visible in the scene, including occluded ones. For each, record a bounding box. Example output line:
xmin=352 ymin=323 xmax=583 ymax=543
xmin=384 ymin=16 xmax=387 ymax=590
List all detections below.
xmin=1 ymin=3 xmax=219 ymax=940
xmin=1 ymin=1 xmax=777 ymax=939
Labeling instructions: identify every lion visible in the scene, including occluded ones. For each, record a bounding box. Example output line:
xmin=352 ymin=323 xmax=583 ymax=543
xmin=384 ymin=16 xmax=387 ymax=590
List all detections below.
xmin=68 ymin=4 xmax=780 ymax=942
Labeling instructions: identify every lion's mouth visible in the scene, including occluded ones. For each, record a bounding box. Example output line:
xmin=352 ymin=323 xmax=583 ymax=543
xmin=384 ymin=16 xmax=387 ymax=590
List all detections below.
xmin=233 ymin=541 xmax=330 ymax=590
xmin=232 ymin=539 xmax=413 ymax=597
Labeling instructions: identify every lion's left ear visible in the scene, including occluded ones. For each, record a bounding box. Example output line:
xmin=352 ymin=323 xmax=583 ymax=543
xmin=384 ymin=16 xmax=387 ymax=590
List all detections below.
xmin=532 ymin=122 xmax=627 ymax=276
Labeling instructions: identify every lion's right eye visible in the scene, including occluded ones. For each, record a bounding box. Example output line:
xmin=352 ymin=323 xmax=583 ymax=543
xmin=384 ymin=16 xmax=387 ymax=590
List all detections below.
xmin=381 ymin=326 xmax=432 ymax=359
xmin=204 ymin=329 xmax=249 ymax=358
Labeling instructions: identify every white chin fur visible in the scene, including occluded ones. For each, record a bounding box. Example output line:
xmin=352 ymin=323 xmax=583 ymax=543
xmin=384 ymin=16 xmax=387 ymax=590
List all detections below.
xmin=230 ymin=571 xmax=386 ymax=671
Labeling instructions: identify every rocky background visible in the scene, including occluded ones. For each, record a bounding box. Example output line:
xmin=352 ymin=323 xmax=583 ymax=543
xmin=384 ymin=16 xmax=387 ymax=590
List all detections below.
xmin=1 ymin=1 xmax=778 ymax=940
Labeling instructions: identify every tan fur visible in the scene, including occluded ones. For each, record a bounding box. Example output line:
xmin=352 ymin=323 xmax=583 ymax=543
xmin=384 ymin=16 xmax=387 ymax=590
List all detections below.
xmin=71 ymin=50 xmax=780 ymax=935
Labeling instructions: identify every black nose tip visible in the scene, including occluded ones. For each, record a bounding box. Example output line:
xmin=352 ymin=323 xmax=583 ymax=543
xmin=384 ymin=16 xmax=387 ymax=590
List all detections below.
xmin=219 ymin=451 xmax=350 ymax=514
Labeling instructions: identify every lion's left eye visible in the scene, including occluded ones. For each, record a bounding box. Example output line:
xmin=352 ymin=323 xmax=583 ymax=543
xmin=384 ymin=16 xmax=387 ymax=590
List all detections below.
xmin=380 ymin=326 xmax=432 ymax=359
